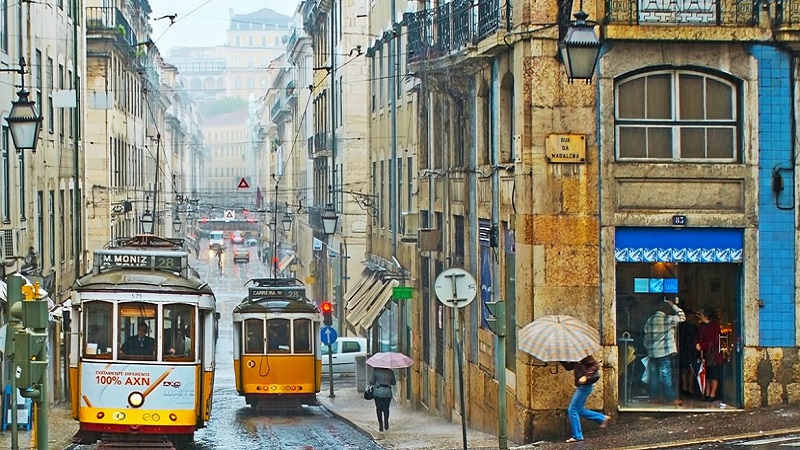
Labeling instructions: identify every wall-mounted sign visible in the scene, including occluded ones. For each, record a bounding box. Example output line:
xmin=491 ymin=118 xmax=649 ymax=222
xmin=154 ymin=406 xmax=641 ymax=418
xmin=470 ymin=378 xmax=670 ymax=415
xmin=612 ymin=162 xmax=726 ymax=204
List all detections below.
xmin=545 ymin=134 xmax=586 ymax=163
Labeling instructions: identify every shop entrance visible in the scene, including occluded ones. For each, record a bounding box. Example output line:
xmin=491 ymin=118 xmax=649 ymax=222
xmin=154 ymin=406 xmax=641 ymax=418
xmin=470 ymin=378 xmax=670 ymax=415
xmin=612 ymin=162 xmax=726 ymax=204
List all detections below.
xmin=616 ymin=262 xmax=741 ymax=410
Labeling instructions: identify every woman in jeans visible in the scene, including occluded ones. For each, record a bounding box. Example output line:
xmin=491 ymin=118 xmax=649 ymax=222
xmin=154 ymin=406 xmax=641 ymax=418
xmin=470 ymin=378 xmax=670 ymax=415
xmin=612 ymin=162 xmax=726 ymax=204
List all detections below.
xmin=369 ymin=367 xmax=396 ymax=431
xmin=561 ymin=355 xmax=610 ymax=443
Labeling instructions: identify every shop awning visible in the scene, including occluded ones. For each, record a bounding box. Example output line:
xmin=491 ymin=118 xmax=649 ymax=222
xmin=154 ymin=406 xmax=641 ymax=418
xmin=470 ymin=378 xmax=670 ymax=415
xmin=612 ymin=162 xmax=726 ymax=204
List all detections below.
xmin=346 ymin=276 xmax=399 ymax=334
xmin=278 ymin=253 xmax=297 ymax=272
xmin=343 ymin=268 xmax=375 ymax=308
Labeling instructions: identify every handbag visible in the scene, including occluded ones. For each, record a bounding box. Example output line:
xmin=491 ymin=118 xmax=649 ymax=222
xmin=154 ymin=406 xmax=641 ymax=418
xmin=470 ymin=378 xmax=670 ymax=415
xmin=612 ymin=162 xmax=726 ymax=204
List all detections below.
xmin=363 ymin=385 xmax=374 ymax=400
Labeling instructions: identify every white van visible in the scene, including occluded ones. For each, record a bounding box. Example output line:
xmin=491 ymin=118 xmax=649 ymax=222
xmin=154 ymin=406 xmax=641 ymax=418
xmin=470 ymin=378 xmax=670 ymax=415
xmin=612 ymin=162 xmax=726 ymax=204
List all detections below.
xmin=208 ymin=231 xmax=225 ymax=249
xmin=321 ymin=337 xmax=367 ymax=376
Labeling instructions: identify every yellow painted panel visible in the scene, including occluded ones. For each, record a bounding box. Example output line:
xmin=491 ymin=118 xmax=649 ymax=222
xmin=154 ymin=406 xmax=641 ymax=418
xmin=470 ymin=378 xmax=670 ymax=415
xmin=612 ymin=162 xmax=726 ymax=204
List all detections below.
xmin=78 ymin=407 xmax=196 ymax=426
xmin=70 ymin=367 xmax=79 ymax=419
xmin=202 ymin=370 xmax=214 ymax=421
xmin=234 ymin=358 xmax=242 ymax=392
xmin=240 ymin=355 xmax=319 ymax=395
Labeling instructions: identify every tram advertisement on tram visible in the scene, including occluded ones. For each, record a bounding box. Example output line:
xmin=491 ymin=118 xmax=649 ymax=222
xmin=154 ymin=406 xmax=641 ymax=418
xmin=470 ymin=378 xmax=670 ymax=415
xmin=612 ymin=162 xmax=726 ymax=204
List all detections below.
xmin=80 ymin=363 xmax=196 ymax=409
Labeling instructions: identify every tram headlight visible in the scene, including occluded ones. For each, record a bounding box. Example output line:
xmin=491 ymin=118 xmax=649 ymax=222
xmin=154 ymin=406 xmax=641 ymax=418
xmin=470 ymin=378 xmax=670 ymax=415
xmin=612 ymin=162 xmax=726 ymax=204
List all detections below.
xmin=128 ymin=391 xmax=145 ymax=408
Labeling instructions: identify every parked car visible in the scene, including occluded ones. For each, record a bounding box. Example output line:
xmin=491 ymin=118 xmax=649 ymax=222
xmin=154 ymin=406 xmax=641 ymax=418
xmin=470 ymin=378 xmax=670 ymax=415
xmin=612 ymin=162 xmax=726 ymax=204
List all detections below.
xmin=208 ymin=231 xmax=225 ymax=249
xmin=244 ymin=238 xmax=258 ymax=247
xmin=321 ymin=336 xmax=367 ymax=376
xmin=233 ymin=247 xmax=250 ymax=263
xmin=231 ymin=230 xmax=244 ymax=244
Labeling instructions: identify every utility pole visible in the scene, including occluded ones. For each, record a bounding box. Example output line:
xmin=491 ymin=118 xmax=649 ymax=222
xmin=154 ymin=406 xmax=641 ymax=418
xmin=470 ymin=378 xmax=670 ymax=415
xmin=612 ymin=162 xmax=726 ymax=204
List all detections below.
xmin=6 ymin=276 xmax=23 ymax=450
xmin=72 ymin=0 xmax=82 ymax=281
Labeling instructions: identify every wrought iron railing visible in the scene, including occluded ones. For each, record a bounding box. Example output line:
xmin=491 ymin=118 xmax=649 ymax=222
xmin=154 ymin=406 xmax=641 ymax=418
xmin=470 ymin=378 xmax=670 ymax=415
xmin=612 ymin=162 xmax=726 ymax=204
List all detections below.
xmin=86 ymin=7 xmax=139 ymax=47
xmin=406 ymin=0 xmax=511 ymax=64
xmin=307 ymin=136 xmax=314 ymax=158
xmin=270 ymin=100 xmax=282 ymax=119
xmin=604 ymin=0 xmax=758 ymax=26
xmin=313 ymin=132 xmax=327 ymax=153
xmin=774 ymin=0 xmax=800 ymax=26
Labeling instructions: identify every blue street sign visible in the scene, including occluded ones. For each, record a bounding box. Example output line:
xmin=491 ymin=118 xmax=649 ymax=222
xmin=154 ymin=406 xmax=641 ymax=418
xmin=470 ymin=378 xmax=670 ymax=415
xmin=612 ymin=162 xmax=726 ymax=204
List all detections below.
xmin=320 ymin=326 xmax=338 ymax=346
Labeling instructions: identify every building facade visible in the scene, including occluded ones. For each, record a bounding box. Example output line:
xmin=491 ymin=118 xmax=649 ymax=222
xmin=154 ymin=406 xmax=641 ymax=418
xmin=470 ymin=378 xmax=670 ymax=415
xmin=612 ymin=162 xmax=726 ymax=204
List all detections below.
xmin=360 ymin=0 xmax=800 ymax=445
xmin=0 ymin=0 xmax=85 ymax=402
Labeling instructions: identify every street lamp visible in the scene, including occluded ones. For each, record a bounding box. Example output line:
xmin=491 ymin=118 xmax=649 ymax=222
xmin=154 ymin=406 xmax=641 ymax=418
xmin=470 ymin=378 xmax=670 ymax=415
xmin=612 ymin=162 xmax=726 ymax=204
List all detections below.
xmin=281 ymin=211 xmax=293 ymax=232
xmin=172 ymin=215 xmax=182 ymax=233
xmin=141 ymin=210 xmax=154 ymax=235
xmin=558 ymin=8 xmax=602 ymax=83
xmin=5 ymin=89 xmax=42 ymax=151
xmin=321 ymin=204 xmax=338 ymax=236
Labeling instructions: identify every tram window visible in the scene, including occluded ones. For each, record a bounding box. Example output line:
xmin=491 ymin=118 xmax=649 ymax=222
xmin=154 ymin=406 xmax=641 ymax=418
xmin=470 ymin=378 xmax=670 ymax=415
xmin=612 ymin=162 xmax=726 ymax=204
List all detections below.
xmin=119 ymin=303 xmax=157 ymax=360
xmin=84 ymin=301 xmax=113 ymax=358
xmin=244 ymin=319 xmax=264 ymax=354
xmin=293 ymin=319 xmax=312 ymax=354
xmin=163 ymin=304 xmax=195 ymax=360
xmin=266 ymin=319 xmax=290 ymax=353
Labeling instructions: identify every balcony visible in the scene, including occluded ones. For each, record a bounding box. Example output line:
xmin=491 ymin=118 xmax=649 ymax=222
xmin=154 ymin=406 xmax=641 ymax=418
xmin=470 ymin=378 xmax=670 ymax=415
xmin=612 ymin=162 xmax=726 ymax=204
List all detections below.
xmin=405 ymin=0 xmax=511 ymax=64
xmin=604 ymin=0 xmax=758 ymax=26
xmin=286 ymin=80 xmax=297 ymax=106
xmin=313 ymin=132 xmax=329 ymax=156
xmin=270 ymin=99 xmax=291 ymax=122
xmin=86 ymin=7 xmax=139 ymax=50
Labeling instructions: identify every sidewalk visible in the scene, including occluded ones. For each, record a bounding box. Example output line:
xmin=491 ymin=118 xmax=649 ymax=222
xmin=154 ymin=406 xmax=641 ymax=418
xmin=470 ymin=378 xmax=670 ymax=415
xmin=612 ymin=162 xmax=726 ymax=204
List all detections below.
xmin=318 ymin=384 xmax=516 ymax=450
xmin=319 ymin=384 xmax=800 ymax=450
xmin=0 ymin=402 xmax=78 ymax=450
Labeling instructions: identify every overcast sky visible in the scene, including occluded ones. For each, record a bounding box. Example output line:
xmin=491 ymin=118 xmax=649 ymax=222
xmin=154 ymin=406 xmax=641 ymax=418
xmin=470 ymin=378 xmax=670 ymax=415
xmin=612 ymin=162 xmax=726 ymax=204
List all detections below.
xmin=149 ymin=0 xmax=300 ymax=55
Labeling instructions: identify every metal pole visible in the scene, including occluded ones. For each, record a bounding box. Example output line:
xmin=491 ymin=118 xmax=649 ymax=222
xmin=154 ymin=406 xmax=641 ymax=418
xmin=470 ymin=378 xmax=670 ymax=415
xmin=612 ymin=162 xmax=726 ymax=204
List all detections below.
xmin=335 ymin=241 xmax=344 ymax=333
xmin=34 ymin=370 xmax=47 ymax=450
xmin=456 ymin=311 xmax=467 ymax=450
xmin=7 ymin=275 xmax=22 ymax=450
xmin=327 ymin=343 xmax=335 ymax=398
xmin=72 ymin=0 xmax=81 ymax=282
xmin=272 ymin=179 xmax=279 ymax=277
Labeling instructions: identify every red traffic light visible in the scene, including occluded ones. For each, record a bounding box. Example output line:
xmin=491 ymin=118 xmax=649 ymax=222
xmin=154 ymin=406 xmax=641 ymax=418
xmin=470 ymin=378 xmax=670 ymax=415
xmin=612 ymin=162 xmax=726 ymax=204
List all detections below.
xmin=320 ymin=302 xmax=333 ymax=314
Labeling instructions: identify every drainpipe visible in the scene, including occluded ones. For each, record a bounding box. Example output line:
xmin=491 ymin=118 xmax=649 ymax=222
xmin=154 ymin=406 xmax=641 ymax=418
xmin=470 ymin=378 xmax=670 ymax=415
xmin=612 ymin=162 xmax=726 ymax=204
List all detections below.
xmin=390 ymin=0 xmax=398 ymax=258
xmin=491 ymin=58 xmax=508 ymax=450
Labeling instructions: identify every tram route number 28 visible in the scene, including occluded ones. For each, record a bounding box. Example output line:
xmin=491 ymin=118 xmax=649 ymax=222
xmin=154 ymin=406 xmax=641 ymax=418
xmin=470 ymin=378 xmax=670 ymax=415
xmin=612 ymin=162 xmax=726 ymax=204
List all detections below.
xmin=101 ymin=254 xmax=182 ymax=270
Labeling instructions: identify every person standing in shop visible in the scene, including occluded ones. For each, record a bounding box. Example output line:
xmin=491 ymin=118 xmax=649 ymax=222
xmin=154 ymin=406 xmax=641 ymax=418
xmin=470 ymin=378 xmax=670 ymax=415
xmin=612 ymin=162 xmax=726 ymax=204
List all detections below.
xmin=695 ymin=307 xmax=724 ymax=402
xmin=644 ymin=299 xmax=686 ymax=405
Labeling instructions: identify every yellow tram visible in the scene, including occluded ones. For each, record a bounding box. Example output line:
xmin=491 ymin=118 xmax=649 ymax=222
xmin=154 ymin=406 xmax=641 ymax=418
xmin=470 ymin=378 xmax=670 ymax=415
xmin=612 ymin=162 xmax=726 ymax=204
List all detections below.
xmin=69 ymin=236 xmax=218 ymax=445
xmin=232 ymin=278 xmax=322 ymax=408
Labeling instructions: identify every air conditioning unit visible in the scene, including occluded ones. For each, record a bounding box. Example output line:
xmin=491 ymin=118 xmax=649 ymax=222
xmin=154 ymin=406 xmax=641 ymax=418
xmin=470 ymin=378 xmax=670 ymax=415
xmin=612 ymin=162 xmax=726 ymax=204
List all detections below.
xmin=1 ymin=229 xmax=18 ymax=260
xmin=400 ymin=212 xmax=418 ymax=242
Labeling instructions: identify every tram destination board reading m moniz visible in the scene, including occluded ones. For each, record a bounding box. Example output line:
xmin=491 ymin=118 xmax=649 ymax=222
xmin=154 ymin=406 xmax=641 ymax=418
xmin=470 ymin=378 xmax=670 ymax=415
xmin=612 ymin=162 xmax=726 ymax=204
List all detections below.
xmin=99 ymin=253 xmax=183 ymax=270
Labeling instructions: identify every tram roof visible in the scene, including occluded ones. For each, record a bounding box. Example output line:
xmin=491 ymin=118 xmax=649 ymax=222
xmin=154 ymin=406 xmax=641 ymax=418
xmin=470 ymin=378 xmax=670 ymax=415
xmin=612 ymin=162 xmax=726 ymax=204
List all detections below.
xmin=233 ymin=298 xmax=319 ymax=314
xmin=74 ymin=268 xmax=213 ymax=293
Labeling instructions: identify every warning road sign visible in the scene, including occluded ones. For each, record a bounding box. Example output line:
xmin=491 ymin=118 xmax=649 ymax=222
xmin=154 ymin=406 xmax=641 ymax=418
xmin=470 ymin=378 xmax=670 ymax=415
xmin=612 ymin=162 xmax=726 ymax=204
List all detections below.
xmin=224 ymin=210 xmax=235 ymax=219
xmin=238 ymin=178 xmax=250 ymax=189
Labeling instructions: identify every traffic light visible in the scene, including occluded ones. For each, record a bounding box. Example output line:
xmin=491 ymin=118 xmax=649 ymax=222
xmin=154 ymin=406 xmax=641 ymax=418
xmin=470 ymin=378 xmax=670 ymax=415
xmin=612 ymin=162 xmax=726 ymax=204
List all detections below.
xmin=15 ymin=327 xmax=47 ymax=387
xmin=321 ymin=301 xmax=333 ymax=326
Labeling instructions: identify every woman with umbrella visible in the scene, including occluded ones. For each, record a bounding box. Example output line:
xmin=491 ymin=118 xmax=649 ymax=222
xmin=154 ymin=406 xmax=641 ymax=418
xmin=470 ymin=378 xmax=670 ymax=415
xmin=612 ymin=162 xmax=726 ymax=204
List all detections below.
xmin=366 ymin=352 xmax=412 ymax=432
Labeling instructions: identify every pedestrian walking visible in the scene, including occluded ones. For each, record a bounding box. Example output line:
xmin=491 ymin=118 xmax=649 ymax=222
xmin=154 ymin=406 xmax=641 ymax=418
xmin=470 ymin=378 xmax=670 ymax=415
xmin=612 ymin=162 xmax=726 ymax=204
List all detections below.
xmin=369 ymin=367 xmax=396 ymax=431
xmin=644 ymin=299 xmax=686 ymax=405
xmin=561 ymin=355 xmax=610 ymax=443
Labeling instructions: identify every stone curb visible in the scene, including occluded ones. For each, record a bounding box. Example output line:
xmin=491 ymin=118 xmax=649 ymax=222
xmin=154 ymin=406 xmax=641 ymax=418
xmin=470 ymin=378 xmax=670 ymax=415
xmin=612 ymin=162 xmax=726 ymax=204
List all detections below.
xmin=317 ymin=398 xmax=385 ymax=445
xmin=607 ymin=427 xmax=800 ymax=450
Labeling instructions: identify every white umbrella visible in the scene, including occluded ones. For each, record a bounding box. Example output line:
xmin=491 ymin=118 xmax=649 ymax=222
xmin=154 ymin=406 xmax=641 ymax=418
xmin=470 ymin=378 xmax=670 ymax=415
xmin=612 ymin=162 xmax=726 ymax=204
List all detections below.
xmin=518 ymin=315 xmax=600 ymax=362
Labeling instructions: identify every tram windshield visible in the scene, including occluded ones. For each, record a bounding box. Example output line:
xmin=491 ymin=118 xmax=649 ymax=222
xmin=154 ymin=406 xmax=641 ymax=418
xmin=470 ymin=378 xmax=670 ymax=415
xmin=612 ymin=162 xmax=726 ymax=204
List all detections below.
xmin=244 ymin=319 xmax=264 ymax=354
xmin=293 ymin=319 xmax=312 ymax=354
xmin=85 ymin=301 xmax=114 ymax=359
xmin=267 ymin=319 xmax=290 ymax=353
xmin=163 ymin=304 xmax=195 ymax=361
xmin=119 ymin=303 xmax=157 ymax=360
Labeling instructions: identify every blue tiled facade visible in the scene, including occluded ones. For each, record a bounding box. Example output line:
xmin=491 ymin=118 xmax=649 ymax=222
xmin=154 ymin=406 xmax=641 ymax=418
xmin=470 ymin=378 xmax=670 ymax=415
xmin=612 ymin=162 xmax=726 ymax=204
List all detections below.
xmin=749 ymin=45 xmax=796 ymax=347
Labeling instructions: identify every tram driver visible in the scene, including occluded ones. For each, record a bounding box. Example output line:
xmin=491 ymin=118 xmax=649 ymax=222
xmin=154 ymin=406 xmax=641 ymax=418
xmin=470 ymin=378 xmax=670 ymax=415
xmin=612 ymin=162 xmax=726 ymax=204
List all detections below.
xmin=121 ymin=322 xmax=156 ymax=356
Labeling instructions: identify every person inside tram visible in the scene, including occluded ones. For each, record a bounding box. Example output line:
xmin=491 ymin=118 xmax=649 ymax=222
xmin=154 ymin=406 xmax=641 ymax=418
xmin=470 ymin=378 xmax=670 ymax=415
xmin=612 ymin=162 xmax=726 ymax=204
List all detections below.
xmin=168 ymin=326 xmax=192 ymax=356
xmin=121 ymin=322 xmax=156 ymax=356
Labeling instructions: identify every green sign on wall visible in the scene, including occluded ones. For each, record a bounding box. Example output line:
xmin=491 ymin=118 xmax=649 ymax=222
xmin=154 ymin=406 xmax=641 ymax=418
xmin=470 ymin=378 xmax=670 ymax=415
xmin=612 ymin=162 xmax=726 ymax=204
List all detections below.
xmin=392 ymin=286 xmax=413 ymax=300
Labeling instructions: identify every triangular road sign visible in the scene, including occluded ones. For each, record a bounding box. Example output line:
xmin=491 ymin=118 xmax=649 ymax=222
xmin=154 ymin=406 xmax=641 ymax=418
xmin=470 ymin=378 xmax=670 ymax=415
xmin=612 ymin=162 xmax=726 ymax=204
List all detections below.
xmin=238 ymin=178 xmax=250 ymax=189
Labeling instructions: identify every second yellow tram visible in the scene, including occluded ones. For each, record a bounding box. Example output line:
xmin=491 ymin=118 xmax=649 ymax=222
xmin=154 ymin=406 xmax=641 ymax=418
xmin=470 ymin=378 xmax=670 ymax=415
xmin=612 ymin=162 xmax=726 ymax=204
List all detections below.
xmin=232 ymin=278 xmax=322 ymax=408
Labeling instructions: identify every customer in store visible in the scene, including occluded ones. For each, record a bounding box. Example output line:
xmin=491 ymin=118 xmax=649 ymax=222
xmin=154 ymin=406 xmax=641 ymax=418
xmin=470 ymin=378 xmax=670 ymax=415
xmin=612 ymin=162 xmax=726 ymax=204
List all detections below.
xmin=695 ymin=307 xmax=723 ymax=402
xmin=678 ymin=308 xmax=699 ymax=397
xmin=643 ymin=299 xmax=686 ymax=405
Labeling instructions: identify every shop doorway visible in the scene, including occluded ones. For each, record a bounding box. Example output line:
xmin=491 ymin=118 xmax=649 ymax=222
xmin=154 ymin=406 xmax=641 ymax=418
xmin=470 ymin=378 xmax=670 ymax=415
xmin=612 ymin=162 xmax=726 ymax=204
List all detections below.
xmin=616 ymin=262 xmax=741 ymax=410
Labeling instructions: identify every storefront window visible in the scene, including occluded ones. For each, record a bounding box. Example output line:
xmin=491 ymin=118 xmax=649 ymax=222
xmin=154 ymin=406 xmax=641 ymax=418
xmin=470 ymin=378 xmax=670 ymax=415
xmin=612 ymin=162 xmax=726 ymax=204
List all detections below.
xmin=84 ymin=301 xmax=113 ymax=359
xmin=616 ymin=262 xmax=740 ymax=409
xmin=293 ymin=319 xmax=312 ymax=354
xmin=267 ymin=318 xmax=290 ymax=353
xmin=119 ymin=303 xmax=157 ymax=360
xmin=163 ymin=304 xmax=195 ymax=361
xmin=244 ymin=319 xmax=264 ymax=354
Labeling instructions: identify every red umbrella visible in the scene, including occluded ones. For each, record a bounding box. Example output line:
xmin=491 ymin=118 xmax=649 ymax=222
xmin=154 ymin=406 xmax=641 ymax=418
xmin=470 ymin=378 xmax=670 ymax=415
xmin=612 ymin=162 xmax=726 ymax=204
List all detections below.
xmin=366 ymin=352 xmax=413 ymax=369
xmin=692 ymin=358 xmax=706 ymax=394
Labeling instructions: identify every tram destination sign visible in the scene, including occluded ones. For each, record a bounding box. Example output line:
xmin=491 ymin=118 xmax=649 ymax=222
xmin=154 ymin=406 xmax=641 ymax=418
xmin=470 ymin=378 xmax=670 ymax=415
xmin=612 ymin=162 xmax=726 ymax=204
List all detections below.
xmin=249 ymin=287 xmax=304 ymax=300
xmin=99 ymin=253 xmax=183 ymax=270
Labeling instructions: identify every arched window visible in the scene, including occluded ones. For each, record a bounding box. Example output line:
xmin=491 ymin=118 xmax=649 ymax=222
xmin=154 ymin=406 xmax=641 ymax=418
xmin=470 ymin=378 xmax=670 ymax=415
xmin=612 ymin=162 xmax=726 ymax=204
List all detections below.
xmin=615 ymin=70 xmax=739 ymax=161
